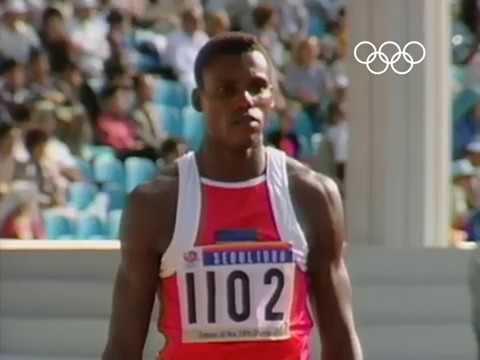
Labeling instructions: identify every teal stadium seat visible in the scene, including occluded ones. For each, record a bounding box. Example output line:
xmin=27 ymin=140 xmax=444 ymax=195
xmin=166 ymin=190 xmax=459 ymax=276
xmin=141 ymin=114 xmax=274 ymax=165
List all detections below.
xmin=76 ymin=214 xmax=106 ymax=239
xmin=309 ymin=15 xmax=327 ymax=37
xmin=75 ymin=158 xmax=94 ymax=181
xmin=102 ymin=184 xmax=126 ymax=210
xmin=108 ymin=209 xmax=123 ymax=239
xmin=124 ymin=157 xmax=157 ymax=192
xmin=182 ymin=106 xmax=205 ymax=151
xmin=43 ymin=211 xmax=76 ymax=240
xmin=154 ymin=78 xmax=188 ymax=109
xmin=93 ymin=155 xmax=125 ymax=188
xmin=157 ymin=104 xmax=183 ymax=138
xmin=68 ymin=182 xmax=98 ymax=210
xmin=453 ymin=86 xmax=480 ymax=123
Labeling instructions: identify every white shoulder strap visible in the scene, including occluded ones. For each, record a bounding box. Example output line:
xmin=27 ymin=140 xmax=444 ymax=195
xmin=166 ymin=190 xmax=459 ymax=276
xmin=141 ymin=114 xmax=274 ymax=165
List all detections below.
xmin=160 ymin=151 xmax=202 ymax=277
xmin=266 ymin=147 xmax=309 ymax=270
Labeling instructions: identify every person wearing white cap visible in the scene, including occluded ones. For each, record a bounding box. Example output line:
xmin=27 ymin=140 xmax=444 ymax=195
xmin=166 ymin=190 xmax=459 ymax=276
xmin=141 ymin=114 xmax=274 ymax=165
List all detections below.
xmin=0 ymin=0 xmax=40 ymax=63
xmin=69 ymin=0 xmax=109 ymax=78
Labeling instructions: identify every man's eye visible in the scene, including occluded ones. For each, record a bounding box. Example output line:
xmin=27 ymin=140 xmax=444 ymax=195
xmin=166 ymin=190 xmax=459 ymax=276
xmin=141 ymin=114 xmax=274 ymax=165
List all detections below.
xmin=249 ymin=83 xmax=270 ymax=96
xmin=218 ymin=85 xmax=236 ymax=97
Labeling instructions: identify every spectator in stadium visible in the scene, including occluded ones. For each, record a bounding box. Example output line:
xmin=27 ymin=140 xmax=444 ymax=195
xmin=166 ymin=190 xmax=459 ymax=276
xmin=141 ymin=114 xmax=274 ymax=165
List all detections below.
xmin=273 ymin=0 xmax=309 ymax=45
xmin=0 ymin=119 xmax=19 ymax=195
xmin=28 ymin=49 xmax=64 ymax=103
xmin=158 ymin=137 xmax=188 ymax=166
xmin=0 ymin=58 xmax=32 ymax=112
xmin=69 ymin=0 xmax=110 ymax=78
xmin=22 ymin=128 xmax=69 ymax=208
xmin=326 ymin=101 xmax=348 ymax=185
xmin=205 ymin=10 xmax=231 ymax=37
xmin=0 ymin=190 xmax=46 ymax=239
xmin=0 ymin=0 xmax=40 ymax=63
xmin=139 ymin=0 xmax=201 ymax=34
xmin=284 ymin=36 xmax=331 ymax=128
xmin=104 ymin=59 xmax=134 ymax=89
xmin=267 ymin=105 xmax=301 ymax=158
xmin=454 ymin=102 xmax=480 ymax=159
xmin=56 ymin=59 xmax=100 ymax=128
xmin=29 ymin=101 xmax=86 ymax=181
xmin=132 ymin=73 xmax=167 ymax=151
xmin=39 ymin=6 xmax=75 ymax=74
xmin=251 ymin=4 xmax=286 ymax=67
xmin=450 ymin=159 xmax=477 ymax=243
xmin=97 ymin=84 xmax=158 ymax=160
xmin=165 ymin=6 xmax=209 ymax=92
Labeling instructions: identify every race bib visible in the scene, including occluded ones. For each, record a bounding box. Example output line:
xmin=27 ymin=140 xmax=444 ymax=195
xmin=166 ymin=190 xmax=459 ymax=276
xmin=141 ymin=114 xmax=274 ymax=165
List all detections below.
xmin=177 ymin=241 xmax=296 ymax=343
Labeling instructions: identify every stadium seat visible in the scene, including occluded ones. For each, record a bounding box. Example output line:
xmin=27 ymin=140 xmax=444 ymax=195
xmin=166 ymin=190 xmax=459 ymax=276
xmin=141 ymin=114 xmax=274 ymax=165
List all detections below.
xmin=82 ymin=145 xmax=116 ymax=162
xmin=93 ymin=155 xmax=125 ymax=188
xmin=75 ymin=158 xmax=94 ymax=181
xmin=295 ymin=111 xmax=314 ymax=139
xmin=108 ymin=209 xmax=123 ymax=239
xmin=68 ymin=182 xmax=98 ymax=211
xmin=157 ymin=104 xmax=183 ymax=138
xmin=124 ymin=157 xmax=157 ymax=192
xmin=453 ymin=86 xmax=480 ymax=123
xmin=182 ymin=106 xmax=205 ymax=151
xmin=309 ymin=15 xmax=327 ymax=37
xmin=154 ymin=78 xmax=188 ymax=108
xmin=43 ymin=211 xmax=76 ymax=240
xmin=76 ymin=214 xmax=106 ymax=239
xmin=102 ymin=184 xmax=126 ymax=210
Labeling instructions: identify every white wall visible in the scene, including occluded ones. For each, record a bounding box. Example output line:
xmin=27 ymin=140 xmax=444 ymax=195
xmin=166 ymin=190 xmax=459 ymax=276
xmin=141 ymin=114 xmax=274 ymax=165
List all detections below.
xmin=0 ymin=243 xmax=476 ymax=360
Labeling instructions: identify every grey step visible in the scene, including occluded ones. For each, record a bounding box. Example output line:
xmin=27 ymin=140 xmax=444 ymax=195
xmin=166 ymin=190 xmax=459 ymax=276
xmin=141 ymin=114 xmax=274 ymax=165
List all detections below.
xmin=0 ymin=280 xmax=114 ymax=318
xmin=0 ymin=317 xmax=162 ymax=359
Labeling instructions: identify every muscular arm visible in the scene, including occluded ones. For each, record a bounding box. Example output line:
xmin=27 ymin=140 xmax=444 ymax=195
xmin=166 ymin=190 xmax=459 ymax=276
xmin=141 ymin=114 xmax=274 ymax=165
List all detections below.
xmin=291 ymin=167 xmax=363 ymax=360
xmin=103 ymin=175 xmax=176 ymax=359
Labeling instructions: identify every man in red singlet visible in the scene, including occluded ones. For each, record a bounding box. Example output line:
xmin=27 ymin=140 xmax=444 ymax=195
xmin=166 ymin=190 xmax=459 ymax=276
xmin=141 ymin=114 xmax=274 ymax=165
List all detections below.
xmin=103 ymin=32 xmax=363 ymax=360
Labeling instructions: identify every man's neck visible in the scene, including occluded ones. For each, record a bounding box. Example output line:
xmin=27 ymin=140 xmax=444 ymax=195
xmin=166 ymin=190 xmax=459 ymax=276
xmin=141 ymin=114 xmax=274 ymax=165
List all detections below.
xmin=197 ymin=142 xmax=266 ymax=182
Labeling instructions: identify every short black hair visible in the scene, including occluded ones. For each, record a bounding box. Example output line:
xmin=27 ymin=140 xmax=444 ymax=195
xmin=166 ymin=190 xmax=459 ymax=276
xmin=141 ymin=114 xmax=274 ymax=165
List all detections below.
xmin=0 ymin=58 xmax=21 ymax=76
xmin=193 ymin=32 xmax=273 ymax=89
xmin=0 ymin=118 xmax=14 ymax=140
xmin=24 ymin=128 xmax=49 ymax=154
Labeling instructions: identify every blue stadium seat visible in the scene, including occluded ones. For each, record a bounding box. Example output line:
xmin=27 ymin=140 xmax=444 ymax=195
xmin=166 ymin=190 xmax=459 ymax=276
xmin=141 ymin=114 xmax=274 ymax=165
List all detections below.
xmin=453 ymin=87 xmax=480 ymax=123
xmin=182 ymin=106 xmax=205 ymax=151
xmin=82 ymin=145 xmax=116 ymax=162
xmin=75 ymin=158 xmax=94 ymax=181
xmin=154 ymin=78 xmax=188 ymax=108
xmin=157 ymin=104 xmax=183 ymax=138
xmin=124 ymin=157 xmax=157 ymax=192
xmin=295 ymin=111 xmax=314 ymax=139
xmin=93 ymin=155 xmax=125 ymax=188
xmin=76 ymin=214 xmax=106 ymax=239
xmin=101 ymin=184 xmax=126 ymax=211
xmin=43 ymin=211 xmax=76 ymax=240
xmin=309 ymin=15 xmax=327 ymax=37
xmin=108 ymin=209 xmax=123 ymax=239
xmin=68 ymin=182 xmax=98 ymax=211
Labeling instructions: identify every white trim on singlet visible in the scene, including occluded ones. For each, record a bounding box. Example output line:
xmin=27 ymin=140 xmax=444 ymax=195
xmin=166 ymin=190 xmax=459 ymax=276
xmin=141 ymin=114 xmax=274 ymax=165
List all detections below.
xmin=160 ymin=151 xmax=201 ymax=278
xmin=200 ymin=175 xmax=266 ymax=188
xmin=265 ymin=147 xmax=308 ymax=271
xmin=159 ymin=147 xmax=309 ymax=277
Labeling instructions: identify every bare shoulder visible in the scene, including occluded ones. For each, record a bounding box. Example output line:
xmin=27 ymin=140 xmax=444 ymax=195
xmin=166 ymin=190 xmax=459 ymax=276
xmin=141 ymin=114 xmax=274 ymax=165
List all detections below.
xmin=121 ymin=163 xmax=179 ymax=255
xmin=286 ymin=156 xmax=341 ymax=208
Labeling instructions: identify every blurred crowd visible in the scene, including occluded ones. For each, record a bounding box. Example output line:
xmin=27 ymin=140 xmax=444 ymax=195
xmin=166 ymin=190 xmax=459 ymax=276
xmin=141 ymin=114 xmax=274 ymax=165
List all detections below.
xmin=0 ymin=0 xmax=348 ymax=240
xmin=450 ymin=0 xmax=480 ymax=246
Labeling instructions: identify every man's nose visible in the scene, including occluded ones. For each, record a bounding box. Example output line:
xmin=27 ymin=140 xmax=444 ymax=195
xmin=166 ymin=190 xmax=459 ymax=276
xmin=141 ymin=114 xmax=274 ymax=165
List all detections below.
xmin=235 ymin=90 xmax=255 ymax=110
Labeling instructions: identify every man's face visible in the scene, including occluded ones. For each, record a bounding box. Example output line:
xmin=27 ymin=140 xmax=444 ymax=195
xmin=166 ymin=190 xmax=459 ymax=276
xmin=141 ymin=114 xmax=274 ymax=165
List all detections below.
xmin=200 ymin=50 xmax=274 ymax=150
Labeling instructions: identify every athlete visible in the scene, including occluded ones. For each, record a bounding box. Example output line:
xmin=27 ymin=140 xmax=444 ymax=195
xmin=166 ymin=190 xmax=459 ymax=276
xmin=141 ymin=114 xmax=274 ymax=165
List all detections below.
xmin=103 ymin=32 xmax=363 ymax=360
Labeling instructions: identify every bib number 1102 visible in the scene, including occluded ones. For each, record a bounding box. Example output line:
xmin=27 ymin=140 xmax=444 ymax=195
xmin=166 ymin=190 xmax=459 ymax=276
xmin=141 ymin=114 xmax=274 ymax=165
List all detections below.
xmin=185 ymin=268 xmax=285 ymax=324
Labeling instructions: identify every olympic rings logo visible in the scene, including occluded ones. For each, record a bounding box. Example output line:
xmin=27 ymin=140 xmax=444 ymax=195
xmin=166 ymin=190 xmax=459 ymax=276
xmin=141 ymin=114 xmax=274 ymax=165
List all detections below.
xmin=353 ymin=41 xmax=426 ymax=75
